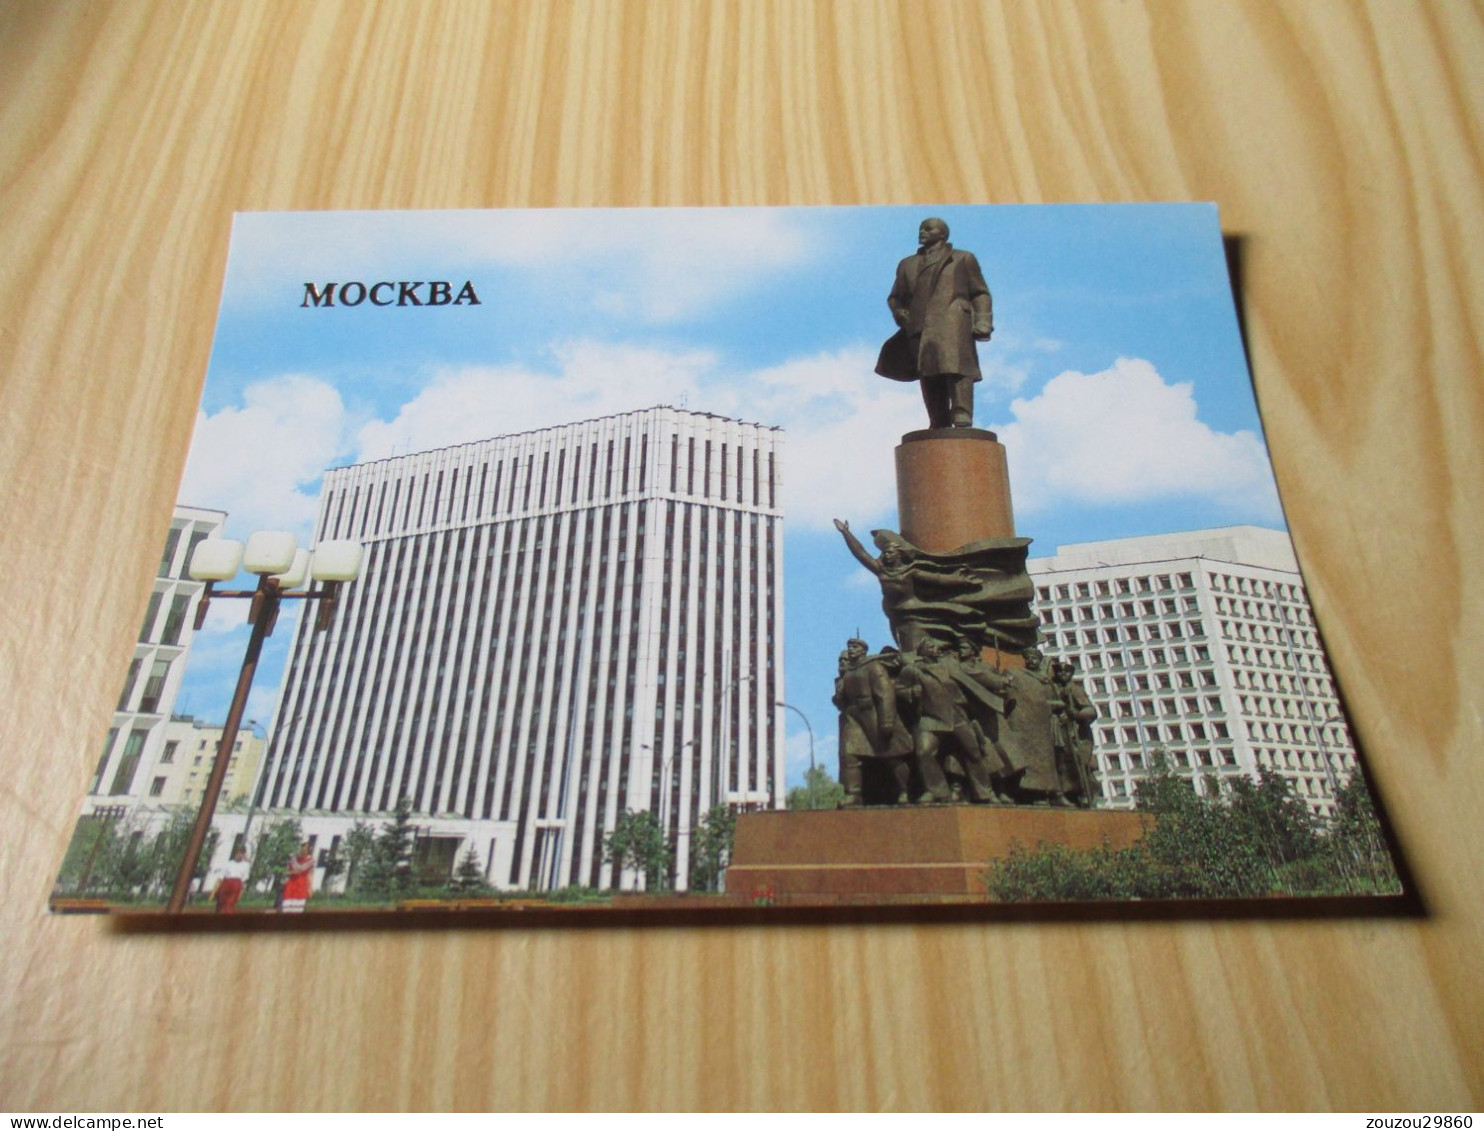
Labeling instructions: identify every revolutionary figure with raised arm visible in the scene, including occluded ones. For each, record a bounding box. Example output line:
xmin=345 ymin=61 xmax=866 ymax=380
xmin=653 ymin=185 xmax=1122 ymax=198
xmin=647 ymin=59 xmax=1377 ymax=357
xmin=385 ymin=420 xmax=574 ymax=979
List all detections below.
xmin=832 ymin=519 xmax=1039 ymax=653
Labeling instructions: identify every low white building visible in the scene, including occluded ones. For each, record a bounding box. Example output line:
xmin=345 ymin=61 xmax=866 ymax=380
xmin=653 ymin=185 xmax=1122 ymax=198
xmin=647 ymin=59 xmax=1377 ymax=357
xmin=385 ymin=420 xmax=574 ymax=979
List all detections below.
xmin=1028 ymin=526 xmax=1358 ymax=817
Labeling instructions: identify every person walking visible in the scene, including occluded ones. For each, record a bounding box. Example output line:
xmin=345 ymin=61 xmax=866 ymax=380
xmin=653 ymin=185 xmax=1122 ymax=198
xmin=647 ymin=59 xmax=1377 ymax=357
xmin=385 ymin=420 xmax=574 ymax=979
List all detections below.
xmin=212 ymin=845 xmax=250 ymax=914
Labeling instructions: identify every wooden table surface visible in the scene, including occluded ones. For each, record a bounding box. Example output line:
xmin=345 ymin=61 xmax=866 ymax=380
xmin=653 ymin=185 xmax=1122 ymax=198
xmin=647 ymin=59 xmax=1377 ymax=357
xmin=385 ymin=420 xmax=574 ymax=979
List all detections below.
xmin=1 ymin=0 xmax=1480 ymax=1112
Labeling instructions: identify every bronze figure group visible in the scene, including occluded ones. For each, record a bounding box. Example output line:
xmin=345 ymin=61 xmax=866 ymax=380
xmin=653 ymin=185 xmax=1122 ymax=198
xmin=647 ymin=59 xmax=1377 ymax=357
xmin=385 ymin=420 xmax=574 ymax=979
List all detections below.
xmin=834 ymin=636 xmax=1100 ymax=809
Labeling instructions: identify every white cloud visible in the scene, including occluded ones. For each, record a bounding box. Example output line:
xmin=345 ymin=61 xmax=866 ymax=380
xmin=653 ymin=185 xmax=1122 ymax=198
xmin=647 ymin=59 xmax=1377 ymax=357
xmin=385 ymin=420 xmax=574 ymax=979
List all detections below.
xmin=228 ymin=209 xmax=811 ymax=324
xmin=975 ymin=329 xmax=1066 ymax=396
xmin=990 ymin=357 xmax=1282 ymax=518
xmin=179 ymin=375 xmax=352 ymax=541
xmin=245 ymin=682 xmax=284 ymax=729
xmin=563 ymin=209 xmax=810 ymax=323
xmin=182 ymin=352 xmax=1277 ymax=557
xmin=745 ymin=347 xmax=915 ymax=529
xmin=349 ymin=341 xmax=910 ymax=534
xmin=355 ymin=343 xmax=717 ymax=461
xmin=197 ymin=594 xmax=302 ymax=637
xmin=199 ymin=600 xmax=247 ymax=635
xmin=978 ymin=353 xmax=1033 ymax=395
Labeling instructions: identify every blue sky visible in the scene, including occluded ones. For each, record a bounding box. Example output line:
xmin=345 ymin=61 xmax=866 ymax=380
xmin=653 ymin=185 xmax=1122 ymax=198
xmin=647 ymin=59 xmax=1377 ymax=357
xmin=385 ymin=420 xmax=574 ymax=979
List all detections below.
xmin=168 ymin=204 xmax=1282 ymax=787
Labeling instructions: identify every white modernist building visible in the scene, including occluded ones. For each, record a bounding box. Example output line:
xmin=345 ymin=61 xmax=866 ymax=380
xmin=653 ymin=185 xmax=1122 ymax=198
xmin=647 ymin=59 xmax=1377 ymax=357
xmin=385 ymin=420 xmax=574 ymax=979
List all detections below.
xmin=1028 ymin=526 xmax=1358 ymax=817
xmin=85 ymin=505 xmax=226 ymax=820
xmin=257 ymin=407 xmax=786 ymax=891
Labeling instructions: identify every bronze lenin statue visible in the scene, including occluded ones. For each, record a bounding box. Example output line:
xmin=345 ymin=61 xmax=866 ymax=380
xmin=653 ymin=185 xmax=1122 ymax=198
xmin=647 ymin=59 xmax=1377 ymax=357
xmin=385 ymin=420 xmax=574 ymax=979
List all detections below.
xmin=875 ymin=217 xmax=994 ymax=429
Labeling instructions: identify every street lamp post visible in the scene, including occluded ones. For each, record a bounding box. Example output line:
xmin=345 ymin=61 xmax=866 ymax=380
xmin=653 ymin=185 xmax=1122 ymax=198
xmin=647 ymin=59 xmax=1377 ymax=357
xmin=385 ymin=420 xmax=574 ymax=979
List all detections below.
xmin=641 ymin=739 xmax=696 ymax=835
xmin=640 ymin=738 xmax=696 ymax=891
xmin=711 ymin=665 xmax=755 ymax=811
xmin=776 ymin=701 xmax=816 ymax=809
xmin=165 ymin=532 xmax=363 ymax=914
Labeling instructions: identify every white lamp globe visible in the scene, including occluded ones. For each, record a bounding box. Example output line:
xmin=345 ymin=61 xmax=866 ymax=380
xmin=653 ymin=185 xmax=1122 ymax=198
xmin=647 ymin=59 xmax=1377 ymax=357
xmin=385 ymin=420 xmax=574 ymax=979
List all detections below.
xmin=187 ymin=538 xmax=244 ymax=582
xmin=243 ymin=531 xmax=298 ymax=575
xmin=273 ymin=548 xmax=312 ymax=590
xmin=311 ymin=540 xmax=364 ymax=583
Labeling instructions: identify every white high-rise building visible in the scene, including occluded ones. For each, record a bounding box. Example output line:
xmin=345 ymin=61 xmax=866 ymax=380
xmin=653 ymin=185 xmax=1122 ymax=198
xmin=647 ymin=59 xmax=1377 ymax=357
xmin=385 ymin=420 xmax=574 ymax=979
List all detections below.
xmin=1028 ymin=526 xmax=1358 ymax=817
xmin=85 ymin=505 xmax=226 ymax=818
xmin=258 ymin=407 xmax=786 ymax=890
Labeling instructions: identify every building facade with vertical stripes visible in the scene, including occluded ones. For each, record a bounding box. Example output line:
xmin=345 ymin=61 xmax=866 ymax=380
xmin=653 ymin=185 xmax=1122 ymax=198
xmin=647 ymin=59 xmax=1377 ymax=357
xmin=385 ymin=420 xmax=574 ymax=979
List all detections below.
xmin=258 ymin=407 xmax=785 ymax=891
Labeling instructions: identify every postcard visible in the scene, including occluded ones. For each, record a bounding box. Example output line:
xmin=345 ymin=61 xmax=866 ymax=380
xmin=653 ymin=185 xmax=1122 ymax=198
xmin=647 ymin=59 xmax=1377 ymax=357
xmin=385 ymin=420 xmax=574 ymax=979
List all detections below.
xmin=50 ymin=205 xmax=1402 ymax=920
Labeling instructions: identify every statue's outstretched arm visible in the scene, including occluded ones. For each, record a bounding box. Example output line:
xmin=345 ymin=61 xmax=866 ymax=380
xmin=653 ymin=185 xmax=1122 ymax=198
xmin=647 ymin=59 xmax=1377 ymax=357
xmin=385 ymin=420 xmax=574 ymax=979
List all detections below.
xmin=833 ymin=518 xmax=881 ymax=576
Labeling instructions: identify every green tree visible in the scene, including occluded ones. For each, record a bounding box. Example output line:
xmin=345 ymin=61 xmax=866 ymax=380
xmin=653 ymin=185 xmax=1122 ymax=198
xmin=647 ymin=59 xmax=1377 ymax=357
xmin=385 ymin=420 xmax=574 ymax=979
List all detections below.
xmin=354 ymin=796 xmax=418 ymax=902
xmin=107 ymin=828 xmax=154 ymax=898
xmin=1223 ymin=768 xmax=1322 ymax=892
xmin=688 ymin=803 xmax=737 ymax=892
xmin=1326 ymin=771 xmax=1400 ymax=893
xmin=988 ymin=752 xmax=1358 ymax=902
xmin=1133 ymin=757 xmax=1270 ymax=899
xmin=142 ymin=810 xmax=219 ymax=900
xmin=337 ymin=820 xmax=376 ymax=893
xmin=985 ymin=752 xmax=1402 ymax=903
xmin=602 ymin=809 xmax=672 ymax=890
xmin=445 ymin=843 xmax=493 ymax=898
xmin=786 ymin=765 xmax=846 ymax=810
xmin=248 ymin=817 xmax=304 ymax=899
xmin=987 ymin=839 xmax=1152 ymax=903
xmin=61 ymin=812 xmax=155 ymax=900
xmin=55 ymin=812 xmax=131 ymax=896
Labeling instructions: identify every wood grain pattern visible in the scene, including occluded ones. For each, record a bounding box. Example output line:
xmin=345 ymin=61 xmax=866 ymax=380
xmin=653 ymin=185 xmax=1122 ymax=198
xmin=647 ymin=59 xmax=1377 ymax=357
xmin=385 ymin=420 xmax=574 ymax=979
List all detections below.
xmin=1 ymin=0 xmax=1480 ymax=1111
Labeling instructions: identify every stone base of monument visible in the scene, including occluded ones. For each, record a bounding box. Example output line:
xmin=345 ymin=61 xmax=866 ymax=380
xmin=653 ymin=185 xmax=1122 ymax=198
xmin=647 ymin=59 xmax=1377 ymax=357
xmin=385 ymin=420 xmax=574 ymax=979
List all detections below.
xmin=727 ymin=806 xmax=1147 ymax=900
xmin=896 ymin=427 xmax=1015 ymax=549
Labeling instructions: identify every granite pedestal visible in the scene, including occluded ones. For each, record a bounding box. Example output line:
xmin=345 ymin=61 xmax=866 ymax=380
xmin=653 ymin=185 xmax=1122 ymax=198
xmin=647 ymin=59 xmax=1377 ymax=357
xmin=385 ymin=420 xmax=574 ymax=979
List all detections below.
xmin=728 ymin=806 xmax=1147 ymax=898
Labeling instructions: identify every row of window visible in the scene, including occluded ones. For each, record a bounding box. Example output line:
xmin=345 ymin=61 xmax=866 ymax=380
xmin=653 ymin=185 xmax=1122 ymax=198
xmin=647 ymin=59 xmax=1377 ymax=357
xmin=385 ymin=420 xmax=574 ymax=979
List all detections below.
xmin=1207 ymin=572 xmax=1305 ymax=602
xmin=1253 ymin=747 xmax=1347 ymax=774
xmin=1225 ymin=643 xmax=1325 ymax=673
xmin=156 ymin=737 xmax=245 ymax=764
xmin=1099 ymin=746 xmax=1238 ymax=771
xmin=1099 ymin=721 xmax=1232 ymax=747
xmin=1037 ymin=572 xmax=1196 ymax=602
xmin=1042 ymin=599 xmax=1201 ymax=624
xmin=1212 ymin=594 xmax=1315 ymax=625
xmin=1219 ymin=619 xmax=1320 ymax=650
xmin=146 ymin=755 xmax=243 ymax=797
xmin=1058 ymin=647 xmax=1215 ymax=674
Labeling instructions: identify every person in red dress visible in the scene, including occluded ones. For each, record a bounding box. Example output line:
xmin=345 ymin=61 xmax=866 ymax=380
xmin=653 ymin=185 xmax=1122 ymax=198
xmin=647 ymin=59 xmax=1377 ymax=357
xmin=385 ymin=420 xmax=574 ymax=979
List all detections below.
xmin=281 ymin=841 xmax=314 ymax=913
xmin=212 ymin=845 xmax=250 ymax=913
